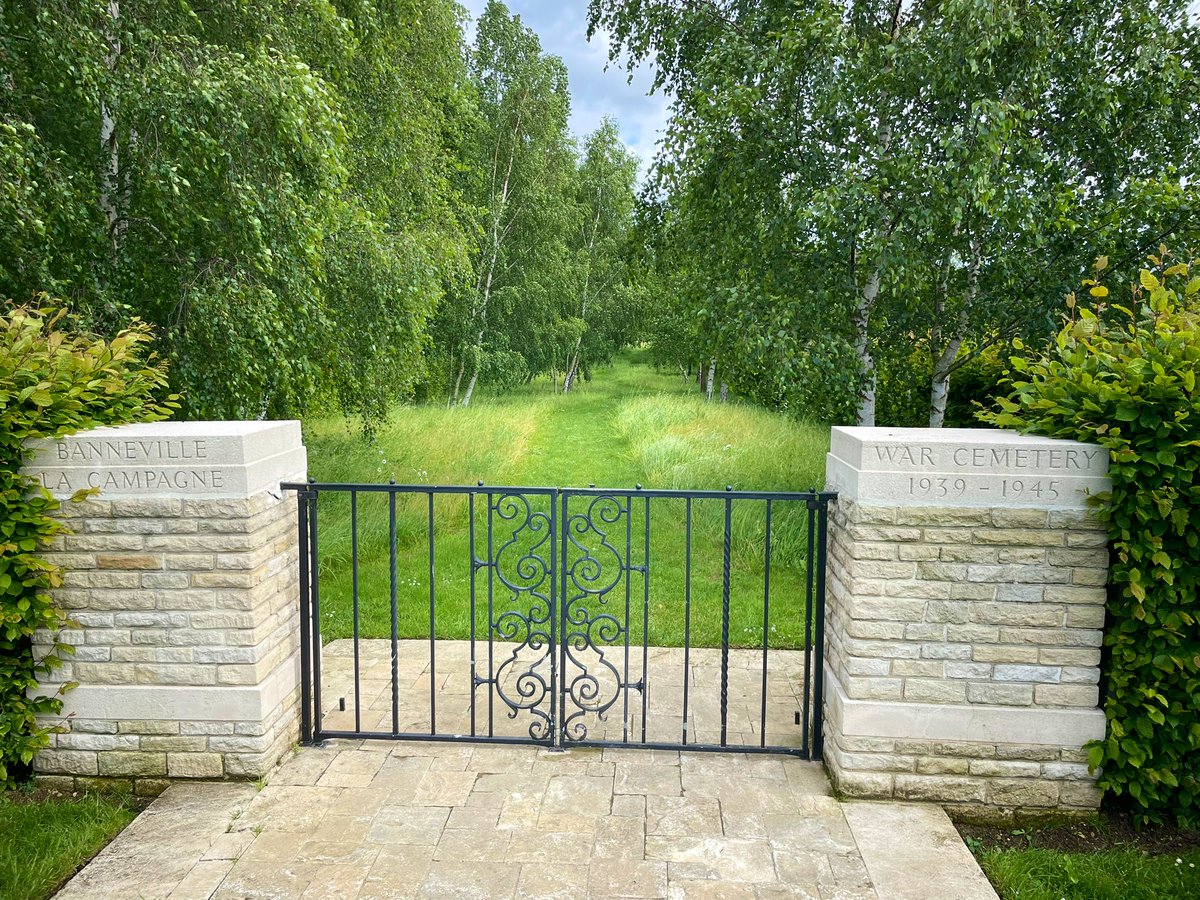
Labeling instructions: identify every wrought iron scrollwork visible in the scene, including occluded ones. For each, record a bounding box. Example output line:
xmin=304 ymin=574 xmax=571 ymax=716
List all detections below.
xmin=561 ymin=494 xmax=628 ymax=742
xmin=490 ymin=493 xmax=554 ymax=740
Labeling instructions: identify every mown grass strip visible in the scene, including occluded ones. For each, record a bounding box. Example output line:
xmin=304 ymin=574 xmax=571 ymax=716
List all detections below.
xmin=303 ymin=352 xmax=830 ymax=647
xmin=978 ymin=848 xmax=1200 ymax=900
xmin=0 ymin=793 xmax=138 ymax=900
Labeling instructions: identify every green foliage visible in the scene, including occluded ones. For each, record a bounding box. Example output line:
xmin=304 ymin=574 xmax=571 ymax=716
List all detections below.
xmin=592 ymin=0 xmax=1200 ymax=426
xmin=943 ymin=345 xmax=1007 ymax=428
xmin=0 ymin=791 xmax=139 ymax=900
xmin=0 ymin=306 xmax=176 ymax=789
xmin=0 ymin=0 xmax=470 ymax=428
xmin=876 ymin=345 xmax=930 ymax=429
xmin=977 ymin=847 xmax=1200 ymax=900
xmin=877 ymin=340 xmax=1011 ymax=428
xmin=979 ymin=253 xmax=1200 ymax=825
xmin=2 ymin=0 xmax=642 ymax=418
xmin=434 ymin=3 xmax=644 ymax=404
xmin=305 ymin=352 xmax=830 ymax=649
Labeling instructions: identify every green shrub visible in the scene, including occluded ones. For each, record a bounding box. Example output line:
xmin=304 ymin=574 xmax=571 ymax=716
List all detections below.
xmin=979 ymin=251 xmax=1200 ymax=825
xmin=875 ymin=343 xmax=927 ymax=428
xmin=0 ymin=305 xmax=177 ymax=789
xmin=943 ymin=344 xmax=1007 ymax=428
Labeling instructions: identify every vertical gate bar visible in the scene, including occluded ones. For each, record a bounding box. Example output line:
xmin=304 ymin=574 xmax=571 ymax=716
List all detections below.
xmin=487 ymin=492 xmax=495 ymax=737
xmin=802 ymin=502 xmax=815 ymax=757
xmin=297 ymin=490 xmax=312 ymax=744
xmin=623 ymin=496 xmax=632 ymax=743
xmin=641 ymin=494 xmax=650 ymax=744
xmin=812 ymin=500 xmax=830 ymax=761
xmin=310 ymin=489 xmax=323 ymax=740
xmin=549 ymin=492 xmax=558 ymax=746
xmin=559 ymin=493 xmax=570 ymax=745
xmin=681 ymin=497 xmax=692 ymax=746
xmin=428 ymin=492 xmax=436 ymax=736
xmin=469 ymin=491 xmax=477 ymax=737
xmin=720 ymin=492 xmax=732 ymax=747
xmin=389 ymin=488 xmax=399 ymax=736
xmin=351 ymin=491 xmax=361 ymax=733
xmin=760 ymin=499 xmax=772 ymax=748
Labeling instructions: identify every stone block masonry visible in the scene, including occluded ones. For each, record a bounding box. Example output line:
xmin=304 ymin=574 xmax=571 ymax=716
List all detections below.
xmin=823 ymin=427 xmax=1110 ymax=818
xmin=25 ymin=421 xmax=306 ymax=790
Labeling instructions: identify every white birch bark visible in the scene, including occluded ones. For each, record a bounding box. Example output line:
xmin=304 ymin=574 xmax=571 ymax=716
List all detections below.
xmin=928 ymin=238 xmax=980 ymax=428
xmin=99 ymin=0 xmax=122 ymax=252
xmin=462 ymin=104 xmax=522 ymax=408
xmin=853 ymin=266 xmax=881 ymax=426
xmin=563 ymin=189 xmax=604 ymax=394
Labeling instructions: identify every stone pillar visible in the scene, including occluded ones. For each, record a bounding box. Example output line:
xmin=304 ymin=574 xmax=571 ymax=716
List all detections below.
xmin=25 ymin=422 xmax=306 ymax=791
xmin=823 ymin=427 xmax=1111 ymax=818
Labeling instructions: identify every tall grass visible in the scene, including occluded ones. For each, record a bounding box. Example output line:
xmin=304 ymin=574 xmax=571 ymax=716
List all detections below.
xmin=303 ymin=352 xmax=831 ymax=648
xmin=616 ymin=392 xmax=829 ymax=570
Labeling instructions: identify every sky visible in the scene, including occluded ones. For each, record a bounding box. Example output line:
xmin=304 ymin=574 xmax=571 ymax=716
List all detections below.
xmin=458 ymin=0 xmax=669 ymax=174
xmin=457 ymin=0 xmax=1200 ymax=173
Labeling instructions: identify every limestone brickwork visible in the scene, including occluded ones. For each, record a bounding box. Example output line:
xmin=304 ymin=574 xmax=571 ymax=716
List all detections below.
xmin=25 ymin=422 xmax=306 ymax=790
xmin=823 ymin=427 xmax=1111 ymax=818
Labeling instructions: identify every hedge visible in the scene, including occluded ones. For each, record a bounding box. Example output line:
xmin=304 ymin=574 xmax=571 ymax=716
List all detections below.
xmin=980 ymin=251 xmax=1200 ymax=825
xmin=0 ymin=305 xmax=176 ymax=788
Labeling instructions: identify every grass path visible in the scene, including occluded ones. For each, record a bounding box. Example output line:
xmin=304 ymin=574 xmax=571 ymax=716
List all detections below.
xmin=304 ymin=351 xmax=831 ymax=648
xmin=505 ymin=357 xmax=677 ymax=488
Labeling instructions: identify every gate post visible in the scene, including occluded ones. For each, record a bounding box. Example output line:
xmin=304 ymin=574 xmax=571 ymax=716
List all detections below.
xmin=822 ymin=427 xmax=1111 ymax=818
xmin=25 ymin=421 xmax=307 ymax=791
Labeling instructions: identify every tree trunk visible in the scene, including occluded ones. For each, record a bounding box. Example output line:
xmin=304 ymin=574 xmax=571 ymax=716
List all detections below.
xmin=719 ymin=382 xmax=728 ymax=403
xmin=564 ymin=195 xmax=603 ymax=396
xmin=447 ymin=351 xmax=458 ymax=406
xmin=563 ymin=356 xmax=580 ymax=393
xmin=928 ymin=237 xmax=980 ymax=428
xmin=460 ymin=102 xmax=521 ymax=408
xmin=850 ymin=21 xmax=899 ymax=429
xmin=706 ymin=360 xmax=716 ymax=402
xmin=928 ymin=337 xmax=960 ymax=428
xmin=462 ymin=370 xmax=480 ymax=407
xmin=698 ymin=363 xmax=707 ymax=394
xmin=853 ymin=267 xmax=881 ymax=426
xmin=99 ymin=0 xmax=123 ymax=252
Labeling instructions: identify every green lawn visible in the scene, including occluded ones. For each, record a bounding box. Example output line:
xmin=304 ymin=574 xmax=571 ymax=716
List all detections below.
xmin=0 ymin=792 xmax=137 ymax=900
xmin=303 ymin=350 xmax=831 ymax=648
xmin=978 ymin=848 xmax=1200 ymax=899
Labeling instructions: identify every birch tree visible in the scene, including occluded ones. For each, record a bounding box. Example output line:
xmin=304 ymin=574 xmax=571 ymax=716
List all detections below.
xmin=591 ymin=0 xmax=1200 ymax=426
xmin=1 ymin=0 xmax=471 ymax=427
xmin=449 ymin=0 xmax=574 ymax=406
xmin=562 ymin=119 xmax=640 ymax=393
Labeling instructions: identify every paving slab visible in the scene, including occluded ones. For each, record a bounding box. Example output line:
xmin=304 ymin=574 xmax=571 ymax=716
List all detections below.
xmin=53 ymin=783 xmax=257 ymax=900
xmin=843 ymin=802 xmax=998 ymax=900
xmin=53 ymin=741 xmax=998 ymax=899
xmin=54 ymin=642 xmax=998 ymax=900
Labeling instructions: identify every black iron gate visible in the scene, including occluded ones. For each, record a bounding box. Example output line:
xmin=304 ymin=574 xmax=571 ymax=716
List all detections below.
xmin=283 ymin=481 xmax=835 ymax=759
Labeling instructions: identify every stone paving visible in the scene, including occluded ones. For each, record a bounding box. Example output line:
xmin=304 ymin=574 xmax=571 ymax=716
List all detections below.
xmin=56 ymin=739 xmax=997 ymax=899
xmin=316 ymin=639 xmax=817 ymax=750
